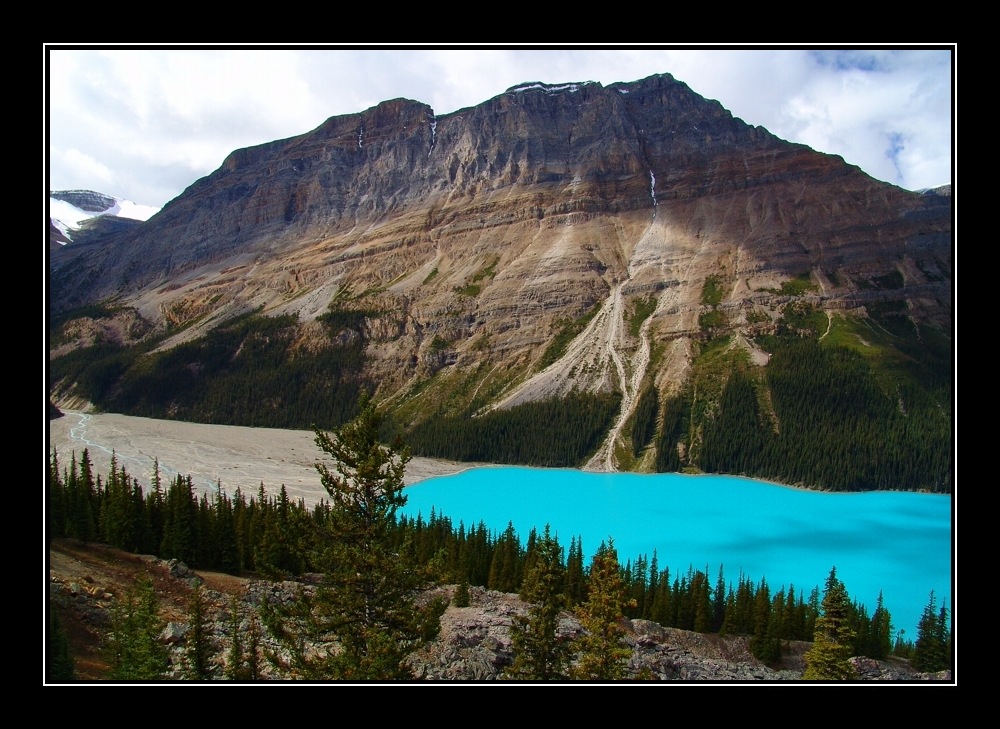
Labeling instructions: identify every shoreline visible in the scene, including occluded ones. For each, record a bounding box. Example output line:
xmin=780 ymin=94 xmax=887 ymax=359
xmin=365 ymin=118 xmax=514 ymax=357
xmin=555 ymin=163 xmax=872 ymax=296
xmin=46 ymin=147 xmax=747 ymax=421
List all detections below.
xmin=47 ymin=410 xmax=492 ymax=507
xmin=47 ymin=411 xmax=944 ymax=505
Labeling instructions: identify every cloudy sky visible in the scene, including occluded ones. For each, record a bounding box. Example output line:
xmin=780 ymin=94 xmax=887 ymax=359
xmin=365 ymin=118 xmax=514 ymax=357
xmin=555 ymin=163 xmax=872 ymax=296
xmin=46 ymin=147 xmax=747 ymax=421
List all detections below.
xmin=46 ymin=46 xmax=955 ymax=210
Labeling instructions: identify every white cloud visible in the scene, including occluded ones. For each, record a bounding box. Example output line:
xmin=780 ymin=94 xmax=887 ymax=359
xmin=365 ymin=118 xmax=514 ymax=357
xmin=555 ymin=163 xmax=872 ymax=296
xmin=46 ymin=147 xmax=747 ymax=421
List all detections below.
xmin=54 ymin=147 xmax=115 ymax=190
xmin=46 ymin=46 xmax=954 ymax=207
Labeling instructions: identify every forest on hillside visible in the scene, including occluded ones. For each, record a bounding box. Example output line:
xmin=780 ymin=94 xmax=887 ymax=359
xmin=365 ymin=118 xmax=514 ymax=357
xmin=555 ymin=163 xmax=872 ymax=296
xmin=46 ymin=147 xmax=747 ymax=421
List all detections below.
xmin=48 ymin=297 xmax=952 ymax=493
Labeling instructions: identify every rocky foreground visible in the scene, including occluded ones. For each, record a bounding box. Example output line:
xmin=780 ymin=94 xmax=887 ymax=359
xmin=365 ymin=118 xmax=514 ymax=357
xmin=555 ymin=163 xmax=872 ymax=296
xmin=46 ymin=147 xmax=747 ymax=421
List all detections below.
xmin=47 ymin=539 xmax=950 ymax=683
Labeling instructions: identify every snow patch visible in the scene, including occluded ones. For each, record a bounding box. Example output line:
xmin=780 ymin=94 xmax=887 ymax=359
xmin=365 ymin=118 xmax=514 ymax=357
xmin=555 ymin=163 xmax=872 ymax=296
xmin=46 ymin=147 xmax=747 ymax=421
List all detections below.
xmin=508 ymin=81 xmax=597 ymax=95
xmin=49 ymin=193 xmax=160 ymax=244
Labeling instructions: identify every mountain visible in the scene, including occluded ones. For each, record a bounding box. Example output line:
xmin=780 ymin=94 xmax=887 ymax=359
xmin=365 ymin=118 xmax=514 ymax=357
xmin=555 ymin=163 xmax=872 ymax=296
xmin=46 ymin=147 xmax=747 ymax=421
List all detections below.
xmin=49 ymin=190 xmax=160 ymax=249
xmin=47 ymin=72 xmax=953 ymax=490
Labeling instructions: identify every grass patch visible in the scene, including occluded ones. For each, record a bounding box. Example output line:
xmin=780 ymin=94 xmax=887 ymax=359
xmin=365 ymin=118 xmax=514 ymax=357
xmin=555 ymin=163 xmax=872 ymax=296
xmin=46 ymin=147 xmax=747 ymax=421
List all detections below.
xmin=422 ymin=267 xmax=439 ymax=285
xmin=699 ymin=309 xmax=728 ymax=332
xmin=472 ymin=257 xmax=500 ymax=283
xmin=537 ymin=301 xmax=602 ymax=370
xmin=701 ymin=275 xmax=724 ymax=307
xmin=778 ymin=272 xmax=818 ymax=296
xmin=778 ymin=301 xmax=826 ymax=337
xmin=454 ymin=283 xmax=481 ymax=298
xmin=357 ymin=284 xmax=387 ymax=298
xmin=628 ymin=296 xmax=656 ymax=337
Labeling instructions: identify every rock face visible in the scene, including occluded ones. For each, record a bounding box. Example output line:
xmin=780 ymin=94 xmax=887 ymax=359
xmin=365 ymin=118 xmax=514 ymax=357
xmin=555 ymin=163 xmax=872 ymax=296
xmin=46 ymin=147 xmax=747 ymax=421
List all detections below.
xmin=50 ymin=189 xmax=118 ymax=213
xmin=48 ymin=73 xmax=952 ymax=469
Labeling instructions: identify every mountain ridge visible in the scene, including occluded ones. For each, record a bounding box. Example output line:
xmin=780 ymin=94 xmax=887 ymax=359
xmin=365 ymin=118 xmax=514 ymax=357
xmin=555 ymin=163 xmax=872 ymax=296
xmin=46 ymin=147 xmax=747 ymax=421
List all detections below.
xmin=47 ymin=71 xmax=953 ymax=486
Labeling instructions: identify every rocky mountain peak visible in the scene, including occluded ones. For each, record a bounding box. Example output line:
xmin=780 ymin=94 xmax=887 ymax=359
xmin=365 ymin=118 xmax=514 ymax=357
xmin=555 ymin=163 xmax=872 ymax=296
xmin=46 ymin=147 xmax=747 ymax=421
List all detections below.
xmin=48 ymin=71 xmax=952 ymax=479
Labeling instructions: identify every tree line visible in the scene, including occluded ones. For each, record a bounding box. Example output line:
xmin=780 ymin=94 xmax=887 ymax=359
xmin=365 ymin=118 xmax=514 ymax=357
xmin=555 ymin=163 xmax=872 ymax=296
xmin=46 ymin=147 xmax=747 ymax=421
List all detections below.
xmin=50 ymin=294 xmax=951 ymax=493
xmin=654 ymin=335 xmax=951 ymax=492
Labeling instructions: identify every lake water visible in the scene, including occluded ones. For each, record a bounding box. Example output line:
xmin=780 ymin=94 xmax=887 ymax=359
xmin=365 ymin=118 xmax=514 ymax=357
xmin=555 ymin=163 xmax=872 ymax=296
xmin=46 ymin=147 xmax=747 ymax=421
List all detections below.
xmin=402 ymin=467 xmax=953 ymax=638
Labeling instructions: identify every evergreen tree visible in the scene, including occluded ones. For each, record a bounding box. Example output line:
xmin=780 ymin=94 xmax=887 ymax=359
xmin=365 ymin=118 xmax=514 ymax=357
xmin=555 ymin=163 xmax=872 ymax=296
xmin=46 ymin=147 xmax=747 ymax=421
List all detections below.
xmin=225 ymin=594 xmax=245 ymax=681
xmin=243 ymin=608 xmax=263 ymax=681
xmin=47 ymin=608 xmax=75 ymax=682
xmin=263 ymin=394 xmax=443 ymax=680
xmin=749 ymin=578 xmax=781 ymax=665
xmin=867 ymin=590 xmax=893 ymax=660
xmin=712 ymin=565 xmax=727 ymax=632
xmin=213 ymin=485 xmax=240 ymax=574
xmin=160 ymin=475 xmax=197 ymax=565
xmin=505 ymin=525 xmax=570 ymax=680
xmin=185 ymin=585 xmax=212 ymax=679
xmin=453 ymin=579 xmax=471 ymax=608
xmin=643 ymin=551 xmax=659 ymax=620
xmin=692 ymin=568 xmax=713 ymax=633
xmin=489 ymin=521 xmax=523 ymax=593
xmin=911 ymin=590 xmax=950 ymax=673
xmin=802 ymin=567 xmax=857 ymax=680
xmin=67 ymin=449 xmax=97 ymax=542
xmin=225 ymin=592 xmax=263 ymax=681
xmin=893 ymin=629 xmax=913 ymax=659
xmin=570 ymin=539 xmax=633 ymax=680
xmin=145 ymin=460 xmax=165 ymax=555
xmin=565 ymin=536 xmax=586 ymax=606
xmin=104 ymin=576 xmax=169 ymax=680
xmin=49 ymin=449 xmax=66 ymax=538
xmin=649 ymin=565 xmax=672 ymax=627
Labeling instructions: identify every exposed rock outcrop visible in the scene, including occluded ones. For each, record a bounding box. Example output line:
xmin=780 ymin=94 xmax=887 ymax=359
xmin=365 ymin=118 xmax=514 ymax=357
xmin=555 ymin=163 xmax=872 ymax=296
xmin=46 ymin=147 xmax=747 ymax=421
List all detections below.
xmin=48 ymin=542 xmax=954 ymax=683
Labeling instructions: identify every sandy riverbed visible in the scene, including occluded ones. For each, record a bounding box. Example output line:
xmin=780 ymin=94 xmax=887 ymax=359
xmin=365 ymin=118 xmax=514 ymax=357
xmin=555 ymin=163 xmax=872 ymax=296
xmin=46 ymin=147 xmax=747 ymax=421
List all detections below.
xmin=48 ymin=411 xmax=482 ymax=508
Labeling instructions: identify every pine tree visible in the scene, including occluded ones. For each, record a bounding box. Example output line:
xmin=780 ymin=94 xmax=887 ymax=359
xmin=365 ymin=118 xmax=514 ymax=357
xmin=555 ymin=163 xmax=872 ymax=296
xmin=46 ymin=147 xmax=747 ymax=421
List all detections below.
xmin=47 ymin=608 xmax=75 ymax=682
xmin=225 ymin=592 xmax=263 ymax=681
xmin=263 ymin=394 xmax=443 ymax=680
xmin=489 ymin=522 xmax=522 ymax=593
xmin=802 ymin=567 xmax=857 ymax=680
xmin=161 ymin=475 xmax=196 ymax=565
xmin=185 ymin=585 xmax=212 ymax=679
xmin=505 ymin=525 xmax=570 ymax=680
xmin=911 ymin=590 xmax=950 ymax=673
xmin=750 ymin=578 xmax=781 ymax=665
xmin=225 ymin=594 xmax=245 ymax=681
xmin=49 ymin=448 xmax=66 ymax=538
xmin=692 ymin=568 xmax=713 ymax=633
xmin=67 ymin=449 xmax=97 ymax=542
xmin=868 ymin=590 xmax=893 ymax=660
xmin=453 ymin=579 xmax=471 ymax=608
xmin=243 ymin=608 xmax=263 ymax=681
xmin=570 ymin=539 xmax=633 ymax=680
xmin=565 ymin=536 xmax=586 ymax=606
xmin=104 ymin=576 xmax=169 ymax=680
xmin=712 ymin=565 xmax=727 ymax=632
xmin=214 ymin=485 xmax=240 ymax=574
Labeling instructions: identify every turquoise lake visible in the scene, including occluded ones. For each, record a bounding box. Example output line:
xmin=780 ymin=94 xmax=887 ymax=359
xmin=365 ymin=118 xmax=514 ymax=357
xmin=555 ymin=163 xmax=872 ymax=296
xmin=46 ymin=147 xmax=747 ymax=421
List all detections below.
xmin=401 ymin=467 xmax=953 ymax=638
